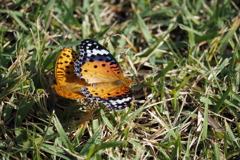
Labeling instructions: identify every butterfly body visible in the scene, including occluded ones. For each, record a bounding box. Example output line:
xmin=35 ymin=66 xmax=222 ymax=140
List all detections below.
xmin=53 ymin=39 xmax=132 ymax=110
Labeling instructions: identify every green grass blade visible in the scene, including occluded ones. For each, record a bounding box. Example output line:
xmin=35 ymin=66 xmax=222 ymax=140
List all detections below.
xmin=52 ymin=114 xmax=75 ymax=153
xmin=213 ymin=143 xmax=221 ymax=160
xmin=134 ymin=11 xmax=153 ymax=44
xmin=80 ymin=128 xmax=101 ymax=156
xmin=8 ymin=11 xmax=28 ymax=31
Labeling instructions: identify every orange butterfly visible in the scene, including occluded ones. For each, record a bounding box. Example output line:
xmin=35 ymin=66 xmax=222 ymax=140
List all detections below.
xmin=52 ymin=39 xmax=132 ymax=110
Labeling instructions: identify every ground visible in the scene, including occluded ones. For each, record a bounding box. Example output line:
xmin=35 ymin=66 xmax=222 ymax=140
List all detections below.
xmin=0 ymin=0 xmax=239 ymax=159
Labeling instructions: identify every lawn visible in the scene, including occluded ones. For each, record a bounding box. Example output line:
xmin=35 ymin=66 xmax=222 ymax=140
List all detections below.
xmin=0 ymin=0 xmax=239 ymax=159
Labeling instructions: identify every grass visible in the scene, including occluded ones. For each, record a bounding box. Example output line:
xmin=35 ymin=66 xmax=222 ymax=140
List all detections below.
xmin=0 ymin=0 xmax=240 ymax=159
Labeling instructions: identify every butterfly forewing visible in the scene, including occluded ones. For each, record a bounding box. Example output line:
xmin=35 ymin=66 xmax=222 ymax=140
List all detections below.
xmin=74 ymin=39 xmax=124 ymax=83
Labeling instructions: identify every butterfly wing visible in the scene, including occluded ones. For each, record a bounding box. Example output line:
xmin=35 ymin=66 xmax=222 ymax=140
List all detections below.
xmin=52 ymin=48 xmax=88 ymax=99
xmin=74 ymin=39 xmax=124 ymax=83
xmin=74 ymin=39 xmax=132 ymax=109
xmin=81 ymin=80 xmax=132 ymax=110
xmin=52 ymin=85 xmax=84 ymax=99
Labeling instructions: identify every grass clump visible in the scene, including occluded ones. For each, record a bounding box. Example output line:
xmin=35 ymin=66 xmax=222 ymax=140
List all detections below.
xmin=0 ymin=0 xmax=239 ymax=159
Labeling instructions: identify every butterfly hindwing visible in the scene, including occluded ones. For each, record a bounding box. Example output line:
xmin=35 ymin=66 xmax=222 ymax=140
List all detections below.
xmin=52 ymin=48 xmax=88 ymax=99
xmin=81 ymin=86 xmax=132 ymax=110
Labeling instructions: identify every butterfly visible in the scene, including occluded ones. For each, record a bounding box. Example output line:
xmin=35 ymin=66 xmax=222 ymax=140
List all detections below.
xmin=53 ymin=39 xmax=132 ymax=110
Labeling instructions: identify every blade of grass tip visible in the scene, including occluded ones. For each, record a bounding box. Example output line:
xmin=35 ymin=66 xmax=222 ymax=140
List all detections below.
xmin=224 ymin=120 xmax=239 ymax=147
xmin=171 ymin=71 xmax=197 ymax=112
xmin=119 ymin=103 xmax=146 ymax=128
xmin=136 ymin=34 xmax=170 ymax=70
xmin=8 ymin=11 xmax=28 ymax=31
xmin=173 ymin=71 xmax=197 ymax=94
xmin=121 ymin=34 xmax=138 ymax=53
xmin=80 ymin=128 xmax=101 ymax=156
xmin=134 ymin=10 xmax=153 ymax=45
xmin=223 ymin=122 xmax=228 ymax=158
xmin=38 ymin=114 xmax=53 ymax=145
xmin=123 ymin=125 xmax=130 ymax=144
xmin=213 ymin=143 xmax=221 ymax=160
xmin=16 ymin=98 xmax=34 ymax=126
xmin=82 ymin=0 xmax=90 ymax=12
xmin=61 ymin=41 xmax=82 ymax=48
xmin=92 ymin=141 xmax=124 ymax=155
xmin=184 ymin=22 xmax=196 ymax=48
xmin=95 ymin=27 xmax=112 ymax=39
xmin=43 ymin=49 xmax=57 ymax=69
xmin=214 ymin=85 xmax=232 ymax=113
xmin=0 ymin=73 xmax=29 ymax=100
xmin=179 ymin=24 xmax=204 ymax=36
xmin=208 ymin=58 xmax=230 ymax=81
xmin=93 ymin=0 xmax=101 ymax=29
xmin=184 ymin=133 xmax=193 ymax=160
xmin=116 ymin=105 xmax=133 ymax=126
xmin=145 ymin=98 xmax=174 ymax=109
xmin=100 ymin=109 xmax=114 ymax=131
xmin=202 ymin=96 xmax=209 ymax=140
xmin=129 ymin=139 xmax=146 ymax=150
xmin=157 ymin=147 xmax=170 ymax=159
xmin=154 ymin=61 xmax=176 ymax=81
xmin=86 ymin=145 xmax=96 ymax=160
xmin=201 ymin=0 xmax=213 ymax=16
xmin=82 ymin=15 xmax=90 ymax=39
xmin=199 ymin=109 xmax=224 ymax=138
xmin=92 ymin=118 xmax=100 ymax=133
xmin=148 ymin=110 xmax=177 ymax=139
xmin=3 ymin=96 xmax=15 ymax=121
xmin=219 ymin=15 xmax=240 ymax=52
xmin=170 ymin=135 xmax=181 ymax=160
xmin=52 ymin=114 xmax=75 ymax=153
xmin=42 ymin=0 xmax=55 ymax=16
xmin=229 ymin=39 xmax=239 ymax=75
xmin=34 ymin=146 xmax=42 ymax=160
xmin=59 ymin=144 xmax=86 ymax=159
xmin=106 ymin=40 xmax=115 ymax=55
xmin=66 ymin=1 xmax=81 ymax=27
xmin=41 ymin=144 xmax=70 ymax=159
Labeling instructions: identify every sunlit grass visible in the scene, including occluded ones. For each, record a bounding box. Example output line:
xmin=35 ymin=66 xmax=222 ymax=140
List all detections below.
xmin=0 ymin=0 xmax=239 ymax=159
